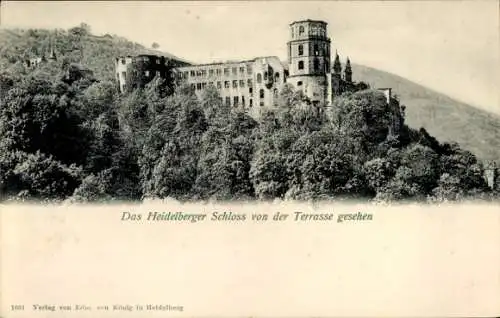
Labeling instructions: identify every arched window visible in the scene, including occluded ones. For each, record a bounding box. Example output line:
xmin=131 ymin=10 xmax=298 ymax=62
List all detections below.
xmin=298 ymin=44 xmax=303 ymax=56
xmin=314 ymin=58 xmax=319 ymax=71
xmin=299 ymin=26 xmax=305 ymax=35
xmin=275 ymin=72 xmax=280 ymax=81
xmin=298 ymin=61 xmax=304 ymax=70
xmin=257 ymin=73 xmax=262 ymax=83
xmin=259 ymin=89 xmax=264 ymax=99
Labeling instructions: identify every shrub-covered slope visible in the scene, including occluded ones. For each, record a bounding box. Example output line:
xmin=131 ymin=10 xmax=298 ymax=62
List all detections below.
xmin=353 ymin=64 xmax=500 ymax=160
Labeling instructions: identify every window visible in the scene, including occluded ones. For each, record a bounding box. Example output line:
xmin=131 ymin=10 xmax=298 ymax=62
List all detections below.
xmin=121 ymin=84 xmax=126 ymax=92
xmin=247 ymin=65 xmax=252 ymax=74
xmin=257 ymin=73 xmax=262 ymax=83
xmin=216 ymin=69 xmax=222 ymax=76
xmin=217 ymin=81 xmax=222 ymax=89
xmin=249 ymin=99 xmax=253 ymax=107
xmin=299 ymin=26 xmax=304 ymax=35
xmin=224 ymin=68 xmax=230 ymax=76
xmin=297 ymin=81 xmax=303 ymax=86
xmin=209 ymin=69 xmax=214 ymax=76
xmin=232 ymin=67 xmax=237 ymax=75
xmin=247 ymin=79 xmax=252 ymax=87
xmin=232 ymin=80 xmax=237 ymax=88
xmin=190 ymin=70 xmax=195 ymax=76
xmin=239 ymin=80 xmax=245 ymax=87
xmin=314 ymin=44 xmax=319 ymax=56
xmin=121 ymin=58 xmax=126 ymax=64
xmin=298 ymin=61 xmax=304 ymax=70
xmin=242 ymin=96 xmax=245 ymax=106
xmin=264 ymin=72 xmax=268 ymax=80
xmin=202 ymin=82 xmax=207 ymax=89
xmin=275 ymin=72 xmax=280 ymax=81
xmin=121 ymin=71 xmax=126 ymax=78
xmin=314 ymin=58 xmax=319 ymax=71
xmin=233 ymin=96 xmax=239 ymax=107
xmin=201 ymin=69 xmax=207 ymax=77
xmin=197 ymin=83 xmax=202 ymax=90
xmin=191 ymin=83 xmax=196 ymax=90
xmin=259 ymin=89 xmax=264 ymax=99
xmin=273 ymin=88 xmax=278 ymax=98
xmin=156 ymin=59 xmax=160 ymax=64
xmin=249 ymin=87 xmax=253 ymax=94
xmin=225 ymin=97 xmax=231 ymax=106
xmin=156 ymin=71 xmax=161 ymax=77
xmin=298 ymin=44 xmax=304 ymax=56
xmin=224 ymin=81 xmax=230 ymax=88
xmin=184 ymin=71 xmax=189 ymax=78
xmin=239 ymin=66 xmax=245 ymax=74
xmin=325 ymin=60 xmax=329 ymax=71
xmin=260 ymin=101 xmax=264 ymax=107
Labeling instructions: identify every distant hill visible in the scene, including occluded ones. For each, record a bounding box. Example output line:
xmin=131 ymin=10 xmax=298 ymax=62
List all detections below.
xmin=352 ymin=65 xmax=500 ymax=161
xmin=1 ymin=26 xmax=499 ymax=161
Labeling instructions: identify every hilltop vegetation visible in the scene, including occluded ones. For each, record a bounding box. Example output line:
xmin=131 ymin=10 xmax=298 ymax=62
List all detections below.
xmin=0 ymin=23 xmax=186 ymax=82
xmin=0 ymin=25 xmax=498 ymax=203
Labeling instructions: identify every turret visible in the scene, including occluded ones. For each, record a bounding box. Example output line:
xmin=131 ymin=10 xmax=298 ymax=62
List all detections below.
xmin=344 ymin=57 xmax=352 ymax=83
xmin=333 ymin=51 xmax=341 ymax=76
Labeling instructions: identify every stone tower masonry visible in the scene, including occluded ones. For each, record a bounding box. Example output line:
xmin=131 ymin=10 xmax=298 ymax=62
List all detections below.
xmin=287 ymin=20 xmax=331 ymax=105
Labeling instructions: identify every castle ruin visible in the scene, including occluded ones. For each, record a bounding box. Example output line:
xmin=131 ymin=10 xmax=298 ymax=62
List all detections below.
xmin=115 ymin=19 xmax=389 ymax=119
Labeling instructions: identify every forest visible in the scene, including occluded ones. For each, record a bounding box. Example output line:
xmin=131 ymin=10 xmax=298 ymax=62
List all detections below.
xmin=1 ymin=24 xmax=499 ymax=203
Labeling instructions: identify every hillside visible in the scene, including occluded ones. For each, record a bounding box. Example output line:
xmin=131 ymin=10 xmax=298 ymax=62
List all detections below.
xmin=0 ymin=26 xmax=189 ymax=82
xmin=353 ymin=64 xmax=500 ymax=161
xmin=1 ymin=26 xmax=499 ymax=161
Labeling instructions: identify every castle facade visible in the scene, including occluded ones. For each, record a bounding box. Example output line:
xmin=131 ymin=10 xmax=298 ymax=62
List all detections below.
xmin=115 ymin=19 xmax=374 ymax=118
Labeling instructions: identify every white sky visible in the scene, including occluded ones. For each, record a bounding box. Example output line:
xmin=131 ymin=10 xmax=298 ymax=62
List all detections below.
xmin=1 ymin=1 xmax=499 ymax=114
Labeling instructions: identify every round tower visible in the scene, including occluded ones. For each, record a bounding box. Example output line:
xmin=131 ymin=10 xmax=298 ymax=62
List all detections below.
xmin=287 ymin=20 xmax=331 ymax=105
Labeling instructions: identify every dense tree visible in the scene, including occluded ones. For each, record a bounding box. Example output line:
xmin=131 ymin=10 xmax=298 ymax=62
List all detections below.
xmin=0 ymin=24 xmax=497 ymax=202
xmin=68 ymin=23 xmax=91 ymax=37
xmin=0 ymin=73 xmax=91 ymax=166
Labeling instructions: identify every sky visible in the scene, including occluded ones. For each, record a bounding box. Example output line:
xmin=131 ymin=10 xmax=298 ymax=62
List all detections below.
xmin=1 ymin=1 xmax=499 ymax=114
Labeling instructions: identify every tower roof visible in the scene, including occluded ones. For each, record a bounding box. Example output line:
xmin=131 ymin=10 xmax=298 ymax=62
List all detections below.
xmin=289 ymin=19 xmax=327 ymax=26
xmin=333 ymin=51 xmax=342 ymax=74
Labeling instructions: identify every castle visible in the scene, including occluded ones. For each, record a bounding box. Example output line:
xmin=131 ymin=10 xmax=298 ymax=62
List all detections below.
xmin=115 ymin=19 xmax=384 ymax=118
